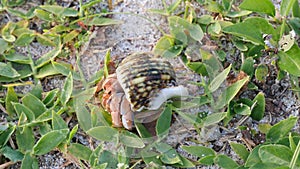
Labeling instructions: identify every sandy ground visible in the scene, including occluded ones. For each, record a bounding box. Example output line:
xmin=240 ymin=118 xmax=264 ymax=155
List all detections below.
xmin=2 ymin=0 xmax=300 ymax=168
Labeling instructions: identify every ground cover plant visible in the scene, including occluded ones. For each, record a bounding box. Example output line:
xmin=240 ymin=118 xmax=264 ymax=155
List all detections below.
xmin=0 ymin=0 xmax=300 ymax=168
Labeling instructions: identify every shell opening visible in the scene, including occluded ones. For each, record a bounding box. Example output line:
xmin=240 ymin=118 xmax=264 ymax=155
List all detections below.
xmin=148 ymin=85 xmax=188 ymax=110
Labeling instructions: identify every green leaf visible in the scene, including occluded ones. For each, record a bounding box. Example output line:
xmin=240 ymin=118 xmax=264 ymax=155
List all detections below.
xmin=13 ymin=103 xmax=35 ymax=122
xmin=21 ymin=152 xmax=38 ymax=169
xmin=33 ymin=129 xmax=69 ymax=155
xmin=245 ymin=145 xmax=262 ymax=167
xmin=239 ymin=0 xmax=275 ymax=16
xmin=203 ymin=112 xmax=227 ymax=127
xmin=68 ymin=143 xmax=92 ymax=161
xmin=153 ymin=35 xmax=182 ymax=58
xmin=223 ymin=17 xmax=275 ymax=45
xmin=0 ymin=125 xmax=16 ymax=147
xmin=63 ymin=30 xmax=79 ymax=44
xmin=5 ymin=86 xmax=18 ymax=117
xmin=182 ymin=145 xmax=215 ymax=158
xmin=34 ymin=9 xmax=52 ymax=21
xmin=259 ymin=145 xmax=293 ymax=166
xmin=0 ymin=62 xmax=20 ymax=78
xmin=230 ymin=142 xmax=249 ymax=162
xmin=215 ymin=77 xmax=249 ymax=109
xmin=215 ymin=154 xmax=239 ymax=169
xmin=67 ymin=124 xmax=78 ymax=144
xmin=0 ymin=38 xmax=9 ymax=54
xmin=40 ymin=5 xmax=78 ymax=17
xmin=22 ymin=93 xmax=47 ymax=118
xmin=280 ymin=0 xmax=296 ymax=17
xmin=15 ymin=33 xmax=35 ymax=46
xmin=60 ymin=72 xmax=73 ymax=106
xmin=1 ymin=21 xmax=16 ymax=42
xmin=186 ymin=62 xmax=207 ymax=76
xmin=73 ymin=88 xmax=96 ymax=131
xmin=255 ymin=64 xmax=269 ymax=82
xmin=0 ymin=146 xmax=24 ymax=162
xmin=156 ymin=106 xmax=172 ymax=139
xmin=251 ymin=92 xmax=265 ymax=121
xmin=16 ymin=126 xmax=35 ymax=153
xmin=156 ymin=143 xmax=182 ymax=165
xmin=168 ymin=16 xmax=204 ymax=43
xmin=35 ymin=47 xmax=61 ymax=68
xmin=172 ymin=155 xmax=195 ymax=168
xmin=84 ymin=17 xmax=123 ymax=26
xmin=42 ymin=88 xmax=59 ymax=107
xmin=52 ymin=111 xmax=68 ymax=130
xmin=119 ymin=131 xmax=145 ymax=148
xmin=4 ymin=53 xmax=31 ymax=64
xmin=278 ymin=45 xmax=300 ymax=76
xmin=87 ymin=126 xmax=118 ymax=142
xmin=234 ymin=103 xmax=251 ymax=116
xmin=241 ymin=57 xmax=254 ymax=77
xmin=208 ymin=64 xmax=231 ymax=92
xmin=266 ymin=116 xmax=298 ymax=143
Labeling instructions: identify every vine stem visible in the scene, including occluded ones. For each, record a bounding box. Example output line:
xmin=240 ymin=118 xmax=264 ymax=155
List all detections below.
xmin=289 ymin=135 xmax=300 ymax=169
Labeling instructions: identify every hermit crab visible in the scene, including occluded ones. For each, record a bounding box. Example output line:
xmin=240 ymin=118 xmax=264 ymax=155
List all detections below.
xmin=98 ymin=53 xmax=188 ymax=130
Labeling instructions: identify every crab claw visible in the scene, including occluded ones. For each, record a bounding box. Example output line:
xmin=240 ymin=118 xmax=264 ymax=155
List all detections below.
xmin=110 ymin=93 xmax=124 ymax=127
xmin=120 ymin=97 xmax=134 ymax=130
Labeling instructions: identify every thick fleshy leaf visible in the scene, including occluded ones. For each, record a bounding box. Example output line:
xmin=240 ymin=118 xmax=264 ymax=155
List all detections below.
xmin=40 ymin=5 xmax=78 ymax=17
xmin=1 ymin=22 xmax=16 ymax=42
xmin=15 ymin=33 xmax=35 ymax=46
xmin=22 ymin=93 xmax=47 ymax=118
xmin=156 ymin=106 xmax=172 ymax=139
xmin=13 ymin=103 xmax=35 ymax=122
xmin=215 ymin=77 xmax=249 ymax=109
xmin=21 ymin=152 xmax=38 ymax=169
xmin=168 ymin=16 xmax=203 ymax=43
xmin=119 ymin=131 xmax=145 ymax=148
xmin=245 ymin=145 xmax=262 ymax=167
xmin=0 ymin=125 xmax=16 ymax=147
xmin=60 ymin=72 xmax=73 ymax=106
xmin=68 ymin=143 xmax=92 ymax=161
xmin=203 ymin=112 xmax=227 ymax=126
xmin=16 ymin=126 xmax=35 ymax=153
xmin=251 ymin=92 xmax=265 ymax=121
xmin=230 ymin=142 xmax=249 ymax=162
xmin=35 ymin=48 xmax=61 ymax=68
xmin=73 ymin=88 xmax=96 ymax=131
xmin=259 ymin=145 xmax=293 ymax=166
xmin=33 ymin=129 xmax=69 ymax=155
xmin=5 ymin=86 xmax=18 ymax=117
xmin=208 ymin=64 xmax=231 ymax=92
xmin=266 ymin=116 xmax=298 ymax=143
xmin=215 ymin=154 xmax=239 ymax=169
xmin=0 ymin=146 xmax=24 ymax=162
xmin=4 ymin=53 xmax=31 ymax=64
xmin=278 ymin=45 xmax=300 ymax=76
xmin=280 ymin=0 xmax=296 ymax=16
xmin=87 ymin=126 xmax=118 ymax=142
xmin=0 ymin=38 xmax=9 ymax=54
xmin=0 ymin=62 xmax=20 ymax=78
xmin=223 ymin=17 xmax=275 ymax=45
xmin=84 ymin=17 xmax=123 ymax=26
xmin=153 ymin=35 xmax=182 ymax=58
xmin=239 ymin=0 xmax=275 ymax=16
xmin=63 ymin=30 xmax=79 ymax=44
xmin=156 ymin=143 xmax=182 ymax=165
xmin=52 ymin=111 xmax=68 ymax=130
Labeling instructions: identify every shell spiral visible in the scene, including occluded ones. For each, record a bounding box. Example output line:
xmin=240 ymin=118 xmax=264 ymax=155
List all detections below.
xmin=116 ymin=53 xmax=178 ymax=112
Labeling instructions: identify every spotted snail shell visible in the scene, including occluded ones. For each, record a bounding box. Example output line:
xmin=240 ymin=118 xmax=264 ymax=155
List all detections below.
xmin=116 ymin=53 xmax=188 ymax=112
